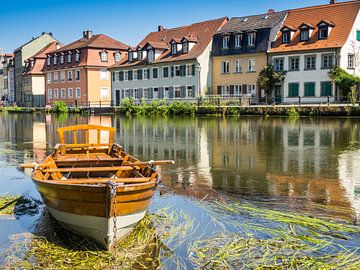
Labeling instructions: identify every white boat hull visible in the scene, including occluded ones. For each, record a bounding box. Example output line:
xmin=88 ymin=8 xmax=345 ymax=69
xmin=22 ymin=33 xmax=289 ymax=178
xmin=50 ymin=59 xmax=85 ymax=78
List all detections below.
xmin=48 ymin=207 xmax=146 ymax=249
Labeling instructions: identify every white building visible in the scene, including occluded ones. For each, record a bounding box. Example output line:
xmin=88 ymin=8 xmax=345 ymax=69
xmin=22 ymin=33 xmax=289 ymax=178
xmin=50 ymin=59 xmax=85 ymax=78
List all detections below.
xmin=269 ymin=1 xmax=360 ymax=104
xmin=110 ymin=18 xmax=228 ymax=105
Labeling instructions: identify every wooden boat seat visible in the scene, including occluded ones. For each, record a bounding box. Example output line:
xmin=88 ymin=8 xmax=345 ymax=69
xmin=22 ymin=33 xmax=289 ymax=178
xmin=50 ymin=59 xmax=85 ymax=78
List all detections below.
xmin=43 ymin=166 xmax=134 ymax=173
xmin=51 ymin=177 xmax=151 ymax=185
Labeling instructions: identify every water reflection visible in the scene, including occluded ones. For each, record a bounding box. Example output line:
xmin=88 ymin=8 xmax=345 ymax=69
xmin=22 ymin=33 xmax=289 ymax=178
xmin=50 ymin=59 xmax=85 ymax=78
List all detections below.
xmin=0 ymin=114 xmax=360 ymax=223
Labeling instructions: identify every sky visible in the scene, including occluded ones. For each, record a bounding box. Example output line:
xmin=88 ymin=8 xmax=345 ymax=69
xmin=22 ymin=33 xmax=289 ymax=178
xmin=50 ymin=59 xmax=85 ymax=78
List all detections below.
xmin=0 ymin=0 xmax=348 ymax=53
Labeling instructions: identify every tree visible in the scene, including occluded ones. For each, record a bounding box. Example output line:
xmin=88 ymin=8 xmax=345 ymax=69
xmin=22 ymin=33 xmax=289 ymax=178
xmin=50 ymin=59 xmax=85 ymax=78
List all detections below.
xmin=329 ymin=67 xmax=360 ymax=104
xmin=257 ymin=65 xmax=286 ymax=102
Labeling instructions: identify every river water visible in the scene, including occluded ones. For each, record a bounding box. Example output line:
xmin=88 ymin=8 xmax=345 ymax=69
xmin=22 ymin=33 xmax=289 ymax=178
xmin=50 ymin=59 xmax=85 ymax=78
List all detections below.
xmin=0 ymin=113 xmax=360 ymax=268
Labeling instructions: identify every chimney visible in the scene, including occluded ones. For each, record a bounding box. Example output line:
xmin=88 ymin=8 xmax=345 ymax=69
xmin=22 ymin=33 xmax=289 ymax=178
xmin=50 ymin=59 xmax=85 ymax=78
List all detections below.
xmin=83 ymin=30 xmax=93 ymax=39
xmin=330 ymin=0 xmax=336 ymax=3
xmin=49 ymin=32 xmax=53 ymax=37
xmin=267 ymin=9 xmax=275 ymax=14
xmin=158 ymin=25 xmax=164 ymax=32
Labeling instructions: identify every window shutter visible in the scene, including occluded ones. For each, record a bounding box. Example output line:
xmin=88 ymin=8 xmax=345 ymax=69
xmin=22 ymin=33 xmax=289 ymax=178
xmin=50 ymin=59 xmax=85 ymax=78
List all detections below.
xmin=128 ymin=70 xmax=133 ymax=81
xmin=148 ymin=88 xmax=153 ymax=99
xmin=119 ymin=71 xmax=124 ymax=81
xmin=242 ymin=85 xmax=247 ymax=94
xmin=180 ymin=65 xmax=186 ymax=77
xmin=217 ymin=86 xmax=222 ymax=95
xmin=171 ymin=66 xmax=174 ymax=77
xmin=147 ymin=69 xmax=150 ymax=79
xmin=192 ymin=86 xmax=196 ymax=97
xmin=192 ymin=64 xmax=196 ymax=76
xmin=230 ymin=85 xmax=234 ymax=95
xmin=159 ymin=87 xmax=164 ymax=99
xmin=138 ymin=70 xmax=142 ymax=80
xmin=169 ymin=86 xmax=174 ymax=98
xmin=357 ymin=30 xmax=360 ymax=41
xmin=112 ymin=72 xmax=115 ymax=82
xmin=181 ymin=86 xmax=186 ymax=98
xmin=121 ymin=89 xmax=124 ymax=99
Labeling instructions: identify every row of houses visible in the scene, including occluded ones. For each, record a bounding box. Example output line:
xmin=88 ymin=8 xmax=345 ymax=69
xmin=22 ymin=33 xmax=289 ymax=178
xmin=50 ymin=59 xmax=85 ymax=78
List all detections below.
xmin=1 ymin=0 xmax=360 ymax=107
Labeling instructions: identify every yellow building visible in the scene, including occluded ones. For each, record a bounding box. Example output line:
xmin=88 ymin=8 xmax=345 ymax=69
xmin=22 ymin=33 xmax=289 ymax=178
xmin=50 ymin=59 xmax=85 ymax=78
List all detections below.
xmin=211 ymin=11 xmax=287 ymax=103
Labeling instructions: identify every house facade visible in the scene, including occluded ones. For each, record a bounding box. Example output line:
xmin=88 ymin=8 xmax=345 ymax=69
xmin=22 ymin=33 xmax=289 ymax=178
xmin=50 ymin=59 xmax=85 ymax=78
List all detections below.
xmin=1 ymin=54 xmax=14 ymax=104
xmin=211 ymin=10 xmax=287 ymax=103
xmin=269 ymin=0 xmax=360 ymax=104
xmin=22 ymin=42 xmax=62 ymax=106
xmin=110 ymin=18 xmax=228 ymax=105
xmin=43 ymin=30 xmax=128 ymax=107
xmin=13 ymin=32 xmax=59 ymax=105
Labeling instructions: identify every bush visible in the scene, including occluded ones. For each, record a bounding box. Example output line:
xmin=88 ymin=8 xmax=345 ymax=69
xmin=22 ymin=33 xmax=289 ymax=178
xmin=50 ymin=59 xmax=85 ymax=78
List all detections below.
xmin=287 ymin=106 xmax=299 ymax=118
xmin=168 ymin=102 xmax=197 ymax=115
xmin=53 ymin=101 xmax=68 ymax=113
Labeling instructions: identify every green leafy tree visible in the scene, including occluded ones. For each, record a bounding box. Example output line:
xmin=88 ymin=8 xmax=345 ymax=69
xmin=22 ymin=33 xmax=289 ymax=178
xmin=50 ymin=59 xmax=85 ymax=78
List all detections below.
xmin=329 ymin=67 xmax=360 ymax=104
xmin=257 ymin=65 xmax=286 ymax=102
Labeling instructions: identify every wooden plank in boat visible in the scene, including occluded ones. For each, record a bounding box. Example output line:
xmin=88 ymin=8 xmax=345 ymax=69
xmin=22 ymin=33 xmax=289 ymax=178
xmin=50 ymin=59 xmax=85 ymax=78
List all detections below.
xmin=95 ymin=153 xmax=118 ymax=162
xmin=43 ymin=166 xmax=134 ymax=173
xmin=77 ymin=154 xmax=99 ymax=161
xmin=53 ymin=177 xmax=151 ymax=184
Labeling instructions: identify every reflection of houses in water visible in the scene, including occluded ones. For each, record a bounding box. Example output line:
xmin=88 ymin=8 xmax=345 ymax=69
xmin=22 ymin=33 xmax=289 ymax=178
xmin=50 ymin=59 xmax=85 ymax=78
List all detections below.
xmin=338 ymin=149 xmax=360 ymax=222
xmin=32 ymin=122 xmax=47 ymax=163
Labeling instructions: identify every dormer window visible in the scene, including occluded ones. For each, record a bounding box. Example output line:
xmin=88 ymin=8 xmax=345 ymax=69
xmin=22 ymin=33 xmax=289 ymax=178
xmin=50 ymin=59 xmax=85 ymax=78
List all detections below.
xmin=171 ymin=42 xmax=177 ymax=54
xmin=54 ymin=55 xmax=58 ymax=65
xmin=282 ymin=31 xmax=290 ymax=43
xmin=247 ymin=33 xmax=256 ymax=46
xmin=299 ymin=23 xmax=314 ymax=42
xmin=128 ymin=51 xmax=133 ymax=62
xmin=114 ymin=52 xmax=121 ymax=62
xmin=235 ymin=34 xmax=242 ymax=48
xmin=67 ymin=52 xmax=72 ymax=63
xmin=222 ymin=36 xmax=229 ymax=49
xmin=182 ymin=41 xmax=188 ymax=53
xmin=47 ymin=56 xmax=51 ymax=66
xmin=137 ymin=49 xmax=143 ymax=61
xmin=147 ymin=49 xmax=154 ymax=62
xmin=101 ymin=51 xmax=108 ymax=62
xmin=60 ymin=54 xmax=64 ymax=64
xmin=75 ymin=52 xmax=80 ymax=62
xmin=319 ymin=27 xmax=328 ymax=39
xmin=317 ymin=20 xmax=335 ymax=40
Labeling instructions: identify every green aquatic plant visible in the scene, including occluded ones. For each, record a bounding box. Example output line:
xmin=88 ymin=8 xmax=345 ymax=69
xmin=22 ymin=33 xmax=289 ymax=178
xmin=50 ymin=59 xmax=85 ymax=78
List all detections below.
xmin=0 ymin=194 xmax=21 ymax=215
xmin=53 ymin=101 xmax=69 ymax=113
xmin=288 ymin=106 xmax=300 ymax=118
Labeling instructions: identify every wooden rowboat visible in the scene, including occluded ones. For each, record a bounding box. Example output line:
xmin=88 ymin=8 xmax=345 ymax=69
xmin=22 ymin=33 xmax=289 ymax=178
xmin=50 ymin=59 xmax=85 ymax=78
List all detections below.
xmin=20 ymin=125 xmax=174 ymax=250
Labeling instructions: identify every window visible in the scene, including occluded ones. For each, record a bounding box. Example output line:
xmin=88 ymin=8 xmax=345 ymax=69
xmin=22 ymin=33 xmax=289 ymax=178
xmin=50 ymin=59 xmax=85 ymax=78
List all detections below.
xmin=100 ymin=87 xmax=109 ymax=98
xmin=119 ymin=71 xmax=124 ymax=81
xmin=273 ymin=58 xmax=284 ymax=71
xmin=321 ymin=54 xmax=334 ymax=69
xmin=100 ymin=68 xmax=108 ymax=80
xmin=124 ymin=70 xmax=129 ymax=81
xmin=304 ymin=82 xmax=315 ymax=96
xmin=128 ymin=52 xmax=133 ymax=62
xmin=133 ymin=69 xmax=138 ymax=80
xmin=68 ymin=88 xmax=73 ymax=98
xmin=175 ymin=65 xmax=181 ymax=77
xmin=222 ymin=36 xmax=229 ymax=49
xmin=221 ymin=61 xmax=230 ymax=73
xmin=54 ymin=72 xmax=58 ymax=82
xmin=247 ymin=59 xmax=256 ymax=72
xmin=101 ymin=51 xmax=108 ymax=62
xmin=319 ymin=27 xmax=328 ymax=39
xmin=148 ymin=49 xmax=154 ymax=62
xmin=182 ymin=42 xmax=189 ymax=53
xmin=128 ymin=70 xmax=133 ymax=81
xmin=134 ymin=89 xmax=139 ymax=99
xmin=221 ymin=85 xmax=229 ymax=96
xmin=137 ymin=50 xmax=142 ymax=61
xmin=61 ymin=88 xmax=66 ymax=98
xmin=305 ymin=55 xmax=316 ymax=70
xmin=143 ymin=69 xmax=148 ymax=80
xmin=187 ymin=86 xmax=194 ymax=97
xmin=60 ymin=54 xmax=64 ymax=64
xmin=300 ymin=30 xmax=309 ymax=41
xmin=164 ymin=87 xmax=170 ymax=98
xmin=348 ymin=54 xmax=355 ymax=69
xmin=137 ymin=69 xmax=142 ymax=80
xmin=321 ymin=82 xmax=332 ymax=96
xmin=47 ymin=57 xmax=51 ymax=66
xmin=288 ymin=83 xmax=299 ymax=97
xmin=67 ymin=53 xmax=72 ymax=63
xmin=153 ymin=68 xmax=158 ymax=79
xmin=112 ymin=72 xmax=116 ymax=82
xmin=234 ymin=85 xmax=241 ymax=95
xmin=163 ymin=67 xmax=169 ymax=78
xmin=47 ymin=73 xmax=52 ymax=84
xmin=235 ymin=35 xmax=241 ymax=48
xmin=75 ymin=70 xmax=80 ymax=81
xmin=282 ymin=32 xmax=290 ymax=43
xmin=115 ymin=52 xmax=121 ymax=62
xmin=60 ymin=71 xmax=65 ymax=82
xmin=48 ymin=89 xmax=52 ymax=100
xmin=76 ymin=87 xmax=81 ymax=98
xmin=75 ymin=52 xmax=80 ymax=62
xmin=249 ymin=84 xmax=256 ymax=96
xmin=54 ymin=55 xmax=57 ymax=65
xmin=143 ymin=88 xmax=148 ymax=99
xmin=175 ymin=86 xmax=181 ymax=98
xmin=289 ymin=57 xmax=300 ymax=71
xmin=186 ymin=64 xmax=195 ymax=76
xmin=234 ymin=60 xmax=242 ymax=73
xmin=171 ymin=43 xmax=177 ymax=54
xmin=247 ymin=33 xmax=256 ymax=46
xmin=54 ymin=88 xmax=58 ymax=98
xmin=68 ymin=70 xmax=73 ymax=81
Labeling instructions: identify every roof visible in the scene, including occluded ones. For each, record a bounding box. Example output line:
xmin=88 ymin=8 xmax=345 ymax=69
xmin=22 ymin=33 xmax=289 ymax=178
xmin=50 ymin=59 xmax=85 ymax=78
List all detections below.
xmin=51 ymin=34 xmax=128 ymax=53
xmin=23 ymin=42 xmax=61 ymax=75
xmin=112 ymin=17 xmax=228 ymax=68
xmin=217 ymin=11 xmax=288 ymax=33
xmin=14 ymin=32 xmax=59 ymax=53
xmin=270 ymin=1 xmax=360 ymax=53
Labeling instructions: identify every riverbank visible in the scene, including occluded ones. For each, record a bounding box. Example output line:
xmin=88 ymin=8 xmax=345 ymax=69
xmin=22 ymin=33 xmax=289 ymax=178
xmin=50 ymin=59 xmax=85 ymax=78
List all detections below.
xmin=1 ymin=103 xmax=360 ymax=116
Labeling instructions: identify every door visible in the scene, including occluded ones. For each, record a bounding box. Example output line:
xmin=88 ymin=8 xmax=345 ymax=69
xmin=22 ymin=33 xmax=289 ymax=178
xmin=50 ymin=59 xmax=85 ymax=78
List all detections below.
xmin=115 ymin=90 xmax=120 ymax=106
xmin=274 ymin=85 xmax=282 ymax=104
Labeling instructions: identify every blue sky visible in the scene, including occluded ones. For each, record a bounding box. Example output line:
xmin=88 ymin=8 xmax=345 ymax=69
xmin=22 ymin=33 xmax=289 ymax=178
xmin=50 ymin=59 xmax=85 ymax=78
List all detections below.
xmin=0 ymin=0 xmax=346 ymax=53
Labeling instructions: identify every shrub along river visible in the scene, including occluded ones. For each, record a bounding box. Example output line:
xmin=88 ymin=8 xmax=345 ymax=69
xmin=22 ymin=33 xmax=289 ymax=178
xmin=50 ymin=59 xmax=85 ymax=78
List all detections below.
xmin=0 ymin=112 xmax=360 ymax=269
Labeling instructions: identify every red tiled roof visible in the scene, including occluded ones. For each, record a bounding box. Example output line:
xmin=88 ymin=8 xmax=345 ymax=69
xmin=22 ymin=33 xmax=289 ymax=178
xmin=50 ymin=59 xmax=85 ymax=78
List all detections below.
xmin=50 ymin=34 xmax=128 ymax=53
xmin=145 ymin=41 xmax=169 ymax=50
xmin=111 ymin=17 xmax=228 ymax=68
xmin=270 ymin=1 xmax=360 ymax=53
xmin=29 ymin=42 xmax=61 ymax=59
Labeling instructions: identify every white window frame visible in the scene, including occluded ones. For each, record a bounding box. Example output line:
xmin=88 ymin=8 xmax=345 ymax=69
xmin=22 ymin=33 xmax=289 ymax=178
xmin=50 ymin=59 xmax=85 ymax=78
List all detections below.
xmin=75 ymin=70 xmax=80 ymax=81
xmin=133 ymin=69 xmax=138 ymax=80
xmin=67 ymin=53 xmax=72 ymax=63
xmin=61 ymin=88 xmax=66 ymax=99
xmin=76 ymin=87 xmax=81 ymax=98
xmin=186 ymin=64 xmax=193 ymax=76
xmin=164 ymin=86 xmax=170 ymax=99
xmin=235 ymin=35 xmax=241 ymax=48
xmin=174 ymin=65 xmax=181 ymax=77
xmin=75 ymin=52 xmax=80 ymax=62
xmin=54 ymin=55 xmax=57 ymax=65
xmin=348 ymin=54 xmax=355 ymax=69
xmin=282 ymin=32 xmax=290 ymax=43
xmin=274 ymin=58 xmax=284 ymax=71
xmin=47 ymin=73 xmax=52 ymax=84
xmin=124 ymin=70 xmax=129 ymax=81
xmin=54 ymin=72 xmax=58 ymax=82
xmin=222 ymin=36 xmax=229 ymax=49
xmin=115 ymin=52 xmax=121 ymax=62
xmin=300 ymin=30 xmax=309 ymax=41
xmin=182 ymin=42 xmax=189 ymax=53
xmin=68 ymin=70 xmax=73 ymax=81
xmin=60 ymin=71 xmax=65 ymax=82
xmin=47 ymin=56 xmax=51 ymax=66
xmin=153 ymin=67 xmax=159 ymax=79
xmin=171 ymin=43 xmax=177 ymax=54
xmin=247 ymin=59 xmax=256 ymax=72
xmin=147 ymin=49 xmax=154 ymax=62
xmin=186 ymin=85 xmax=194 ymax=98
xmin=100 ymin=87 xmax=109 ymax=98
xmin=174 ymin=85 xmax=181 ymax=98
xmin=234 ymin=60 xmax=242 ymax=73
xmin=221 ymin=61 xmax=230 ymax=74
xmin=247 ymin=33 xmax=256 ymax=46
xmin=48 ymin=89 xmax=52 ymax=100
xmin=143 ymin=69 xmax=148 ymax=80
xmin=68 ymin=88 xmax=73 ymax=98
xmin=234 ymin=85 xmax=241 ymax=96
xmin=100 ymin=68 xmax=108 ymax=80
xmin=54 ymin=88 xmax=58 ymax=98
xmin=101 ymin=51 xmax=108 ymax=62
xmin=60 ymin=54 xmax=64 ymax=64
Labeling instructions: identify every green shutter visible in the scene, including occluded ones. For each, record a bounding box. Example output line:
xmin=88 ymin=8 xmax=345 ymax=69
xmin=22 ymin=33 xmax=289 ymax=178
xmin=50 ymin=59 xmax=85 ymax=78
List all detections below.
xmin=192 ymin=64 xmax=196 ymax=76
xmin=357 ymin=30 xmax=360 ymax=41
xmin=321 ymin=82 xmax=332 ymax=96
xmin=288 ymin=83 xmax=299 ymax=97
xmin=304 ymin=82 xmax=315 ymax=96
